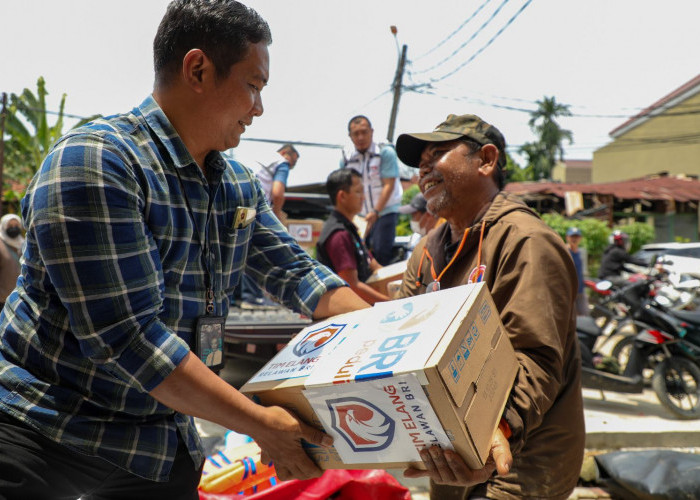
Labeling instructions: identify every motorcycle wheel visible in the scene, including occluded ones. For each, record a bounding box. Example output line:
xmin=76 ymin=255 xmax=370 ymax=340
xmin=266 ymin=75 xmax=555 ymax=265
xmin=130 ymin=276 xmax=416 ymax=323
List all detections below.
xmin=652 ymin=357 xmax=700 ymax=420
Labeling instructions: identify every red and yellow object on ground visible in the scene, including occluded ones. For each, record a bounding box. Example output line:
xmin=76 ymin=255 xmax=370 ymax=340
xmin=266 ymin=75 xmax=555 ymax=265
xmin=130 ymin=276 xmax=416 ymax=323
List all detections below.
xmin=199 ymin=442 xmax=278 ymax=496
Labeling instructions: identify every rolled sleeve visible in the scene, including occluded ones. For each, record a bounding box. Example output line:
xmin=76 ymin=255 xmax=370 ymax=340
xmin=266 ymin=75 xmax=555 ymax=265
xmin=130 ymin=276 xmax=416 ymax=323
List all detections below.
xmin=109 ymin=319 xmax=190 ymax=393
xmin=379 ymin=146 xmax=399 ymax=178
xmin=30 ymin=133 xmax=185 ymax=389
xmin=243 ymin=182 xmax=346 ymax=317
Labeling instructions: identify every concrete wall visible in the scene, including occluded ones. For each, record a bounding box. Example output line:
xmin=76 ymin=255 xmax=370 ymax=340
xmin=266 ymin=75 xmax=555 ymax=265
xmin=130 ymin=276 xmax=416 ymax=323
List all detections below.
xmin=593 ymin=90 xmax=700 ymax=183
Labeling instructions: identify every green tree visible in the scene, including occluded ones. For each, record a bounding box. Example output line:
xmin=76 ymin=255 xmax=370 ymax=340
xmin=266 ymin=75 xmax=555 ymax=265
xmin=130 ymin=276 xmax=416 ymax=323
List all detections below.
xmin=541 ymin=213 xmax=611 ymax=277
xmin=517 ymin=142 xmax=546 ymax=181
xmin=504 ymin=151 xmax=531 ymax=183
xmin=2 ymin=77 xmax=99 ymax=202
xmin=397 ymin=184 xmax=420 ymax=236
xmin=526 ymin=96 xmax=573 ymax=180
xmin=615 ymin=222 xmax=655 ymax=255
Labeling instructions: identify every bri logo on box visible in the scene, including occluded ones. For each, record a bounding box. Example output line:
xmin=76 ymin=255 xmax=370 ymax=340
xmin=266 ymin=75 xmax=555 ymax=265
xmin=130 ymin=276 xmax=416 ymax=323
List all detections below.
xmin=327 ymin=397 xmax=395 ymax=452
xmin=293 ymin=324 xmax=345 ymax=357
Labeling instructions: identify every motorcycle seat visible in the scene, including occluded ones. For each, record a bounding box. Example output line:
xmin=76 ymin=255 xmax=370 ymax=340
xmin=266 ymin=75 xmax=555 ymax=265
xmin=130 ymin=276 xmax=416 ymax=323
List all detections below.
xmin=669 ymin=308 xmax=700 ymax=325
xmin=576 ymin=316 xmax=601 ymax=337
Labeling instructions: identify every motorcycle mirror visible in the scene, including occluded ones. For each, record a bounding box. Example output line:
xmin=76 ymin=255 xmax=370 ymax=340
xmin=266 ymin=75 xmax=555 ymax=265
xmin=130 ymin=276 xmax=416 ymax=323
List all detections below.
xmin=597 ymin=280 xmax=613 ymax=291
xmin=655 ymin=295 xmax=673 ymax=307
xmin=649 ymin=253 xmax=659 ymax=267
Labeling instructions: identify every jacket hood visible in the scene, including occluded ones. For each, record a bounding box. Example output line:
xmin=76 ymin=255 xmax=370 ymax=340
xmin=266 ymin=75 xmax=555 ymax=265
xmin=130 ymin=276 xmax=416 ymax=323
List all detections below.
xmin=479 ymin=191 xmax=540 ymax=229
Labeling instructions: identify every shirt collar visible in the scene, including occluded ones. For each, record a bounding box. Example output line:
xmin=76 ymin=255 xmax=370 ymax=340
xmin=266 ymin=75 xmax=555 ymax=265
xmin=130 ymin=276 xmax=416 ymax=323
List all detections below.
xmin=136 ymin=95 xmax=228 ymax=173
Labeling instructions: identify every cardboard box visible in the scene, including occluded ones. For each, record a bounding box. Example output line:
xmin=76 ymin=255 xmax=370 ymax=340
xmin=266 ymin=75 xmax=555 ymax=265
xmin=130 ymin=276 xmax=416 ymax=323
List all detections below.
xmin=365 ymin=260 xmax=408 ymax=296
xmin=286 ymin=218 xmax=324 ymax=250
xmin=241 ymin=283 xmax=517 ymax=470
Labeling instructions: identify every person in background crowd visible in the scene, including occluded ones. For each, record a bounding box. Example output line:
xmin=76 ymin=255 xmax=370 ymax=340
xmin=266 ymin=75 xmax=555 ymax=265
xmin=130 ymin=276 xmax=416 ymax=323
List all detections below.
xmin=399 ymin=192 xmax=440 ymax=254
xmin=396 ymin=113 xmax=584 ymax=500
xmin=239 ymin=143 xmax=299 ymax=307
xmin=316 ymin=169 xmax=389 ymax=305
xmin=598 ymin=230 xmax=646 ymax=286
xmin=251 ymin=143 xmax=299 ymax=223
xmin=0 ymin=214 xmax=23 ymax=307
xmin=0 ymin=2 xmax=369 ymax=499
xmin=566 ymin=226 xmax=590 ymax=316
xmin=341 ymin=115 xmax=402 ymax=265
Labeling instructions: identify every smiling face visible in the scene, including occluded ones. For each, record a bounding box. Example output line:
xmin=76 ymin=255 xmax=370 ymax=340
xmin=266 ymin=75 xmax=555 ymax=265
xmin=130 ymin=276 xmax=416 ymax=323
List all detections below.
xmin=418 ymin=140 xmax=483 ymax=220
xmin=203 ymin=41 xmax=269 ymax=151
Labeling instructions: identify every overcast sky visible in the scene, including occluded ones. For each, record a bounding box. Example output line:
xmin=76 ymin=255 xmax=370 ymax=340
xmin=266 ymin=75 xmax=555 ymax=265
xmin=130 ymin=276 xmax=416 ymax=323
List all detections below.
xmin=2 ymin=0 xmax=700 ymax=186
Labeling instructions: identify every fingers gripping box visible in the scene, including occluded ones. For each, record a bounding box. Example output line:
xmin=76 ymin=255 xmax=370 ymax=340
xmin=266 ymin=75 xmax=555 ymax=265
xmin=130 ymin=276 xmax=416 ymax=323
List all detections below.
xmin=240 ymin=283 xmax=517 ymax=470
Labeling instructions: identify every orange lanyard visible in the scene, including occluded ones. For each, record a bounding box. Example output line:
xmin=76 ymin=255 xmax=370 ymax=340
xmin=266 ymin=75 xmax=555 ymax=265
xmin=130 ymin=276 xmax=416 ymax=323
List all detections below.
xmin=416 ymin=220 xmax=486 ymax=290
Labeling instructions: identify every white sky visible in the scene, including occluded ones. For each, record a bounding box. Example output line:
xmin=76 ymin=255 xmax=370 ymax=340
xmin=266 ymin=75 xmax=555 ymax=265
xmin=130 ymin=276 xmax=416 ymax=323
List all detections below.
xmin=2 ymin=0 xmax=700 ymax=187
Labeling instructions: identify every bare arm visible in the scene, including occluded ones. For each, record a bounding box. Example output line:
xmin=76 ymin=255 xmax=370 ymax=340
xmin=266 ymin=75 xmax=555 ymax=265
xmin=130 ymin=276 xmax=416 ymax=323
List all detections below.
xmin=270 ymin=180 xmax=286 ymax=220
xmin=337 ymin=268 xmax=390 ymax=305
xmin=149 ymin=352 xmax=331 ymax=480
xmin=365 ymin=177 xmax=395 ymax=227
xmin=312 ymin=286 xmax=371 ymax=319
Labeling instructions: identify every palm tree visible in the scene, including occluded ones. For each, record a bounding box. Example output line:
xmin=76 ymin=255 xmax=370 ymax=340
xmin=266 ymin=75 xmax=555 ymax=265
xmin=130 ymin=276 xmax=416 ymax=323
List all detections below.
xmin=2 ymin=77 xmax=99 ymax=203
xmin=527 ymin=96 xmax=573 ymax=180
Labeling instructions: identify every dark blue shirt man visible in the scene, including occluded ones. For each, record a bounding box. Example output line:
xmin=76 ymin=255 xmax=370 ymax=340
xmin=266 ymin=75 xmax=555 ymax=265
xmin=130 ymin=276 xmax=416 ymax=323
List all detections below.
xmin=566 ymin=226 xmax=589 ymax=315
xmin=0 ymin=2 xmax=368 ymax=498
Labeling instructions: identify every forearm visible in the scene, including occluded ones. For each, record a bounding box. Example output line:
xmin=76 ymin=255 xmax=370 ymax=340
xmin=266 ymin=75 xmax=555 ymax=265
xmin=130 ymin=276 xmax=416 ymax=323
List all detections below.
xmin=312 ymin=286 xmax=370 ymax=319
xmin=271 ymin=181 xmax=285 ymax=215
xmin=149 ymin=352 xmax=268 ymax=438
xmin=352 ymin=281 xmax=390 ymax=305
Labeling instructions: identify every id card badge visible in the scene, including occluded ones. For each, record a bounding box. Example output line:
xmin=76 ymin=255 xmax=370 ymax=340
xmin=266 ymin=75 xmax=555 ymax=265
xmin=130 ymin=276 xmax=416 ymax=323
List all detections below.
xmin=195 ymin=315 xmax=226 ymax=372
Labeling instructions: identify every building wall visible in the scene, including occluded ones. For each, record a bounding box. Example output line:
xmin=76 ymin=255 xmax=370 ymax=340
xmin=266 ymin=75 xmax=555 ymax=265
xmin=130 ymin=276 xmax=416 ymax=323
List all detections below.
xmin=592 ymin=90 xmax=700 ymax=183
xmin=552 ymin=161 xmax=592 ymax=183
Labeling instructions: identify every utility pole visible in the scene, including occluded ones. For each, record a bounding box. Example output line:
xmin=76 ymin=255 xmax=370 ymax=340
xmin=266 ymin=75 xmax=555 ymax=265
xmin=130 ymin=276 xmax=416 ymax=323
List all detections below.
xmin=387 ymin=31 xmax=407 ymax=144
xmin=0 ymin=92 xmax=7 ymax=218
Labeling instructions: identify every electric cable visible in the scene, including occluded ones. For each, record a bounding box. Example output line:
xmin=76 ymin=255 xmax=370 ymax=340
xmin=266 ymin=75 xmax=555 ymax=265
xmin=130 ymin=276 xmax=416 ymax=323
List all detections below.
xmin=411 ymin=0 xmax=511 ymax=75
xmin=427 ymin=0 xmax=533 ymax=83
xmin=412 ymin=0 xmax=495 ymax=61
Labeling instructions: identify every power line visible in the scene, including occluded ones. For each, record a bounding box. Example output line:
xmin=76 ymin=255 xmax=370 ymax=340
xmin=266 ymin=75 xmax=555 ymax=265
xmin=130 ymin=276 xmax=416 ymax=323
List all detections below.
xmin=427 ymin=0 xmax=533 ymax=83
xmin=409 ymin=86 xmax=700 ymax=120
xmin=412 ymin=0 xmax=495 ymax=61
xmin=240 ymin=137 xmax=342 ymax=149
xmin=2 ymin=104 xmax=95 ymax=121
xmin=411 ymin=0 xmax=511 ymax=75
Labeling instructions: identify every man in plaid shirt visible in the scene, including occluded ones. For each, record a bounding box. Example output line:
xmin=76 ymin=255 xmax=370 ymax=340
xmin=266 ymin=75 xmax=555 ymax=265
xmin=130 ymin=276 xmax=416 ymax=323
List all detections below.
xmin=0 ymin=1 xmax=368 ymax=498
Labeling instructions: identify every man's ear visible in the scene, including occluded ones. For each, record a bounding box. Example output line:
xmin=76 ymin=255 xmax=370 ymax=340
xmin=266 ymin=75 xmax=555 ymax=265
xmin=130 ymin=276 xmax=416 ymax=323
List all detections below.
xmin=478 ymin=144 xmax=499 ymax=177
xmin=335 ymin=189 xmax=346 ymax=207
xmin=181 ymin=49 xmax=212 ymax=93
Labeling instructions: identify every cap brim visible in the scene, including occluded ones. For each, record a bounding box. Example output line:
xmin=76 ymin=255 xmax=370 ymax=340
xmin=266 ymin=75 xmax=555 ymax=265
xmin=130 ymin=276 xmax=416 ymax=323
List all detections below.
xmin=396 ymin=131 xmax=464 ymax=168
xmin=398 ymin=205 xmax=417 ymax=214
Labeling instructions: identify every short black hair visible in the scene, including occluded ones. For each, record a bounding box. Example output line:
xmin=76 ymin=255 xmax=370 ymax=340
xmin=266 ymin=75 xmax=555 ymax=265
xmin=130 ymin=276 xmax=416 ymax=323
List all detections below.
xmin=153 ymin=0 xmax=272 ymax=86
xmin=460 ymin=138 xmax=505 ymax=190
xmin=277 ymin=144 xmax=299 ymax=157
xmin=347 ymin=115 xmax=372 ymax=133
xmin=326 ymin=168 xmax=361 ymax=206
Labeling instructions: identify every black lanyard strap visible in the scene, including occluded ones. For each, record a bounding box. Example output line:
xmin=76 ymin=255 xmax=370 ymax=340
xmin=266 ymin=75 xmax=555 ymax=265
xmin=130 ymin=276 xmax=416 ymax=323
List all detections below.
xmin=172 ymin=165 xmax=215 ymax=314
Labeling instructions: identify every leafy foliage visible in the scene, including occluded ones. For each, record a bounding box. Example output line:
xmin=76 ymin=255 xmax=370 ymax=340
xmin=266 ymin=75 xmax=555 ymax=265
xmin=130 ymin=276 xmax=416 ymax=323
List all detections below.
xmin=541 ymin=213 xmax=655 ymax=277
xmin=397 ymin=184 xmax=420 ymax=236
xmin=2 ymin=77 xmax=100 ymax=204
xmin=615 ymin=222 xmax=655 ymax=255
xmin=520 ymin=96 xmax=573 ymax=181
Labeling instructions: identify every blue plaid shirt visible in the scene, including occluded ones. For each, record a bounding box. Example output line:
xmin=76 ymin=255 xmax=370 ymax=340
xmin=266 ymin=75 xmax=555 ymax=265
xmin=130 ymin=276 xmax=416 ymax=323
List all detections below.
xmin=0 ymin=96 xmax=344 ymax=481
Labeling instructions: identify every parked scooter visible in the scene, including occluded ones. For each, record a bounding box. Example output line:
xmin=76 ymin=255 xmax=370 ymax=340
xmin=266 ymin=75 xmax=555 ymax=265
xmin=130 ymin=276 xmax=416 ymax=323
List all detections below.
xmin=578 ymin=276 xmax=700 ymax=420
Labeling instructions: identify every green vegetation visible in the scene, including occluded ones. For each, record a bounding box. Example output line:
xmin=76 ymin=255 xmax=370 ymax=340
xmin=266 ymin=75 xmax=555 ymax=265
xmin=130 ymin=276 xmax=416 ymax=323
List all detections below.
xmin=541 ymin=213 xmax=655 ymax=277
xmin=510 ymin=95 xmax=573 ymax=182
xmin=1 ymin=77 xmax=99 ymax=207
xmin=396 ymin=184 xmax=419 ymax=236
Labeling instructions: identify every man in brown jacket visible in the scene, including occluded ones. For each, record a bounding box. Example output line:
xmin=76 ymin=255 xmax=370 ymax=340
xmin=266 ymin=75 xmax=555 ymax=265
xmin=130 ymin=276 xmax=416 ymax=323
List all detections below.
xmin=397 ymin=114 xmax=585 ymax=499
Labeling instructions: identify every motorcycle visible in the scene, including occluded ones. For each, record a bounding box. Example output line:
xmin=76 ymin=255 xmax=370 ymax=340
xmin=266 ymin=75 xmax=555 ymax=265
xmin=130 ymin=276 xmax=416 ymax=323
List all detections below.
xmin=578 ymin=276 xmax=700 ymax=420
xmin=610 ymin=277 xmax=700 ymax=377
